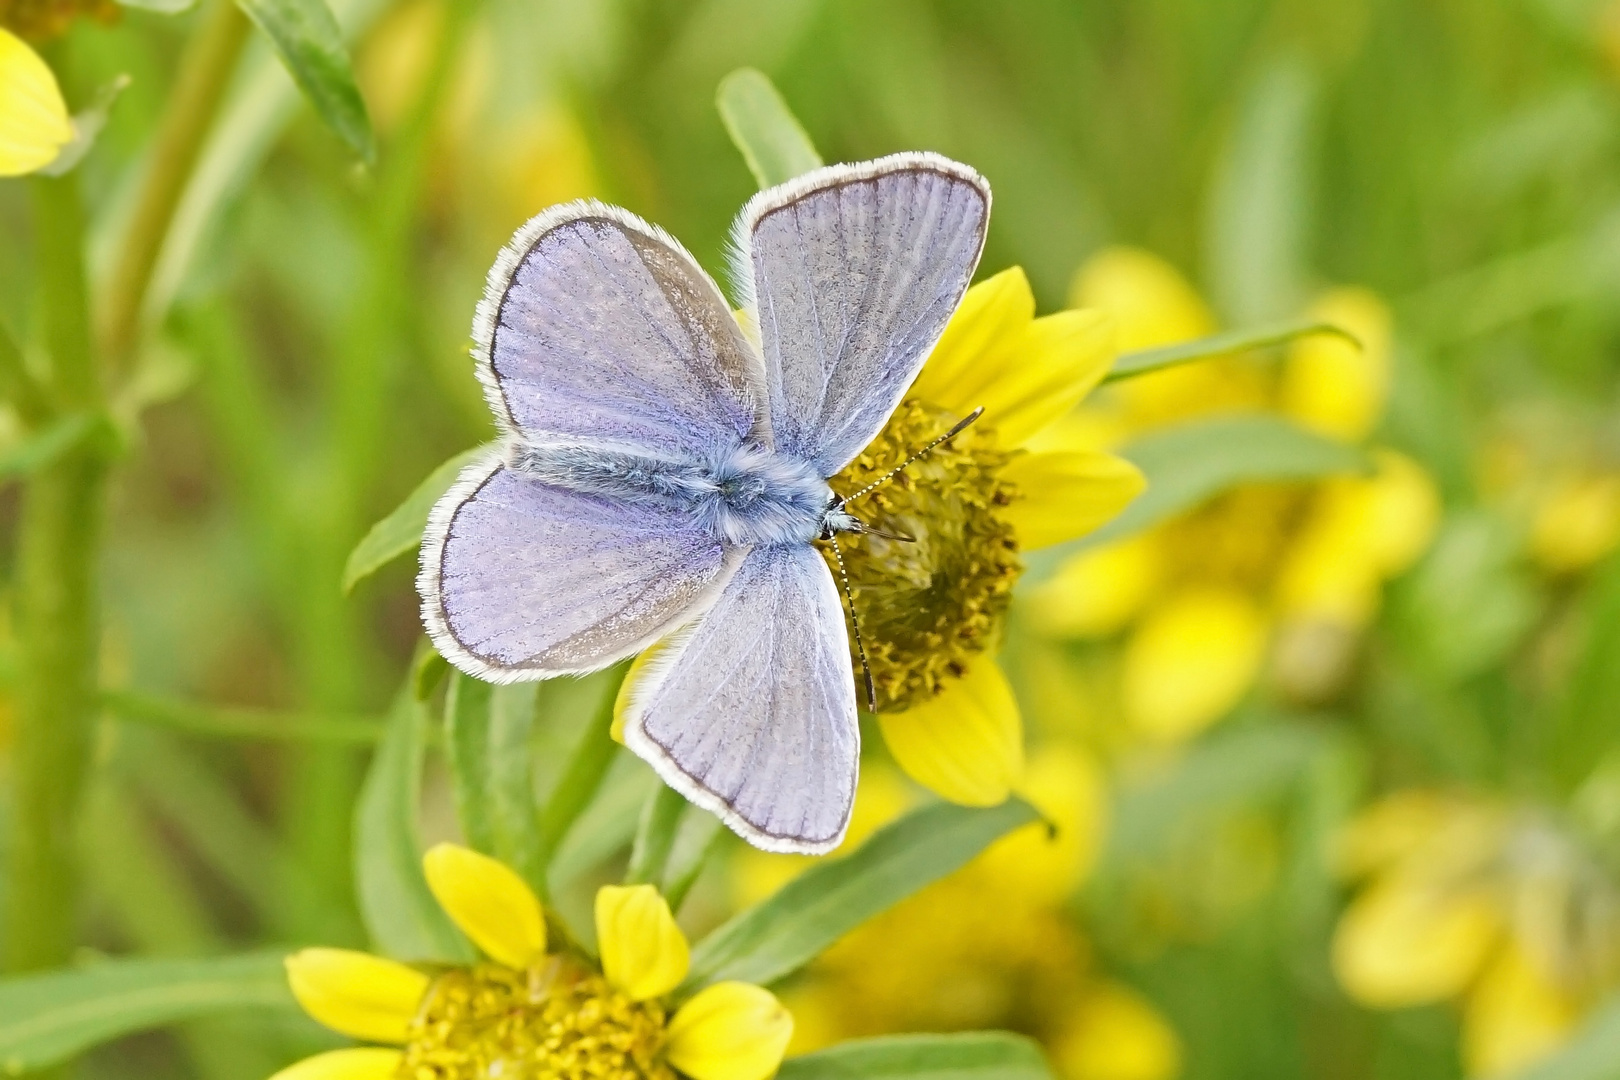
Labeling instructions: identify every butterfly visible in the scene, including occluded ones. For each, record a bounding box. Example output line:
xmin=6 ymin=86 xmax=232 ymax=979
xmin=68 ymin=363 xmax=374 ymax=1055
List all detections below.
xmin=418 ymin=152 xmax=991 ymax=854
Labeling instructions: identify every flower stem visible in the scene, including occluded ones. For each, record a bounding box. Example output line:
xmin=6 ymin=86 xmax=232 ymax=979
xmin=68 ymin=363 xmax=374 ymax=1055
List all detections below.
xmin=97 ymin=0 xmax=249 ymax=375
xmin=625 ymin=783 xmax=687 ymax=889
xmin=6 ymin=176 xmax=107 ymax=976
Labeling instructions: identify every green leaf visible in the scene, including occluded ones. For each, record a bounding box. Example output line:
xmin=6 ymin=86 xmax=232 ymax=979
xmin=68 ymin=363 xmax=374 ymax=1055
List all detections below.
xmin=683 ymin=799 xmax=1038 ymax=994
xmin=444 ymin=671 xmax=496 ymax=852
xmin=1027 ymin=415 xmax=1365 ymax=577
xmin=0 ymin=952 xmax=295 ymax=1073
xmin=354 ymin=681 xmax=473 ymax=963
xmin=717 ymin=68 xmax=823 ymax=190
xmin=1551 ymin=551 xmax=1620 ymax=791
xmin=40 ymin=75 xmax=132 ymax=178
xmin=344 ymin=444 xmax=488 ymax=592
xmin=104 ymin=688 xmax=385 ymax=743
xmin=487 ymin=684 xmax=544 ymax=887
xmin=234 ymin=0 xmax=375 ymax=162
xmin=1511 ymin=995 xmax=1620 ymax=1080
xmin=0 ymin=413 xmax=103 ymax=482
xmin=1103 ymin=319 xmax=1358 ymax=385
xmin=624 ymin=783 xmax=686 ymax=887
xmin=779 ymin=1033 xmax=1054 ymax=1080
xmin=533 ymin=666 xmax=627 ymax=896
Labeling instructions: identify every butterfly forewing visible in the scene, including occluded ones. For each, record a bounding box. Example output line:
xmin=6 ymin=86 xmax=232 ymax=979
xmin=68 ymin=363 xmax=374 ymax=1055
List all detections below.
xmin=479 ymin=201 xmax=768 ymax=457
xmin=622 ymin=543 xmax=859 ymax=854
xmin=737 ymin=153 xmax=991 ymax=477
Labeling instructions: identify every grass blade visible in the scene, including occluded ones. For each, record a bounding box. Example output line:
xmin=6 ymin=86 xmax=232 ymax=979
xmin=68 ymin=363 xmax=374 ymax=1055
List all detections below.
xmin=343 ymin=444 xmax=488 ymax=593
xmin=234 ymin=0 xmax=375 ymax=160
xmin=717 ymin=68 xmax=823 ymax=189
xmin=1104 ymin=318 xmax=1357 ymax=384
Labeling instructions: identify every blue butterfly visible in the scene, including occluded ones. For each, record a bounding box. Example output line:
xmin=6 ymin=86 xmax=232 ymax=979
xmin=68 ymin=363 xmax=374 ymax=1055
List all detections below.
xmin=419 ymin=153 xmax=991 ymax=854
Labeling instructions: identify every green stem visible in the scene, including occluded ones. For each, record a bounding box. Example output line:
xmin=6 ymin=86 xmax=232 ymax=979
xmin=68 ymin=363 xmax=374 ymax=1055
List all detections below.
xmin=625 ymin=783 xmax=687 ymax=889
xmin=0 ymin=320 xmax=51 ymax=427
xmin=97 ymin=0 xmax=250 ymax=375
xmin=6 ymin=177 xmax=107 ymax=977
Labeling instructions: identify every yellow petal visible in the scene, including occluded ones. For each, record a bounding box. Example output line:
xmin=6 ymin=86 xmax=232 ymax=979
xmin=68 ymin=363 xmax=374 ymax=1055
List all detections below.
xmin=666 ymin=982 xmax=794 ymax=1080
xmin=1022 ymin=536 xmax=1160 ymax=639
xmin=283 ymin=949 xmax=428 ymax=1044
xmin=269 ymin=1049 xmax=404 ymax=1080
xmin=974 ymin=309 xmax=1116 ymax=448
xmin=1000 ymin=451 xmax=1144 ymax=550
xmin=1068 ymin=246 xmax=1216 ymax=351
xmin=1122 ymin=589 xmax=1267 ymax=742
xmin=1334 ymin=790 xmax=1457 ymax=880
xmin=0 ymin=28 xmax=72 ymax=177
xmin=878 ymin=659 xmax=1023 ymax=806
xmin=911 ymin=268 xmax=1035 ymax=407
xmin=596 ymin=883 xmax=690 ymax=1001
xmin=1530 ymin=473 xmax=1620 ymax=573
xmin=613 ymin=640 xmax=667 ymax=743
xmin=1052 ymin=982 xmax=1183 ymax=1080
xmin=1331 ymin=877 xmax=1499 ymax=1007
xmin=1462 ymin=942 xmax=1579 ymax=1077
xmin=421 ymin=843 xmax=546 ymax=968
xmin=1280 ymin=287 xmax=1393 ymax=443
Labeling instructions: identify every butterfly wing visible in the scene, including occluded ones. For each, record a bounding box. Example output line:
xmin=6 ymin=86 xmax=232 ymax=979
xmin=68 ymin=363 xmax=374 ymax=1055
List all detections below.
xmin=622 ymin=543 xmax=860 ymax=854
xmin=420 ymin=449 xmax=747 ymax=681
xmin=478 ymin=200 xmax=769 ymax=458
xmin=734 ymin=153 xmax=991 ymax=477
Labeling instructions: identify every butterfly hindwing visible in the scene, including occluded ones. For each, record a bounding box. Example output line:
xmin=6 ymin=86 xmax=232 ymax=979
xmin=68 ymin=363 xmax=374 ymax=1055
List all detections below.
xmin=420 ymin=449 xmax=748 ymax=681
xmin=479 ymin=201 xmax=769 ymax=459
xmin=622 ymin=542 xmax=860 ymax=854
xmin=735 ymin=152 xmax=991 ymax=477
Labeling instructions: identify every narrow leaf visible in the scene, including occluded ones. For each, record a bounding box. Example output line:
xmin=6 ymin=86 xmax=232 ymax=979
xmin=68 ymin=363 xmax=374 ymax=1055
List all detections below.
xmin=444 ymin=671 xmax=496 ymax=852
xmin=487 ymin=684 xmax=544 ymax=886
xmin=40 ymin=75 xmax=131 ymax=177
xmin=0 ymin=953 xmax=294 ymax=1072
xmin=624 ymin=783 xmax=686 ymax=887
xmin=354 ymin=681 xmax=474 ymax=963
xmin=104 ymin=688 xmax=384 ymax=743
xmin=1104 ymin=318 xmax=1357 ymax=384
xmin=0 ymin=413 xmax=101 ymax=481
xmin=1027 ymin=415 xmax=1366 ymax=577
xmin=234 ymin=0 xmax=375 ymax=161
xmin=533 ymin=666 xmax=628 ymax=895
xmin=683 ymin=799 xmax=1038 ymax=993
xmin=344 ymin=444 xmax=487 ymax=592
xmin=717 ymin=68 xmax=823 ymax=190
xmin=779 ymin=1033 xmax=1054 ymax=1080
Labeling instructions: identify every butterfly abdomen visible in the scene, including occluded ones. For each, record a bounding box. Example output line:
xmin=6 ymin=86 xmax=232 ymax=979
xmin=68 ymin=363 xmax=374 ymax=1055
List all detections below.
xmin=507 ymin=440 xmax=832 ymax=546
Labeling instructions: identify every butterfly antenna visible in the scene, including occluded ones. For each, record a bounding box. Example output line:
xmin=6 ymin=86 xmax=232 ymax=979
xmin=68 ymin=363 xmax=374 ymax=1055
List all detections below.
xmin=829 ymin=534 xmax=878 ymax=712
xmin=844 ymin=406 xmax=985 ymax=504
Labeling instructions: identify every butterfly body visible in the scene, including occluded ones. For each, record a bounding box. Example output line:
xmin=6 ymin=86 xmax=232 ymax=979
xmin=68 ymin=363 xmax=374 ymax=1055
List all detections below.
xmin=507 ymin=440 xmax=840 ymax=546
xmin=420 ymin=153 xmax=990 ymax=853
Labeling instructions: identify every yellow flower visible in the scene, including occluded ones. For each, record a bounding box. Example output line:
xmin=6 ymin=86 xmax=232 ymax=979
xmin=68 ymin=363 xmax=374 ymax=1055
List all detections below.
xmin=1331 ymin=790 xmax=1620 ymax=1077
xmin=1029 ymin=248 xmax=1437 ymax=737
xmin=827 ymin=266 xmax=1143 ymax=805
xmin=0 ymin=26 xmax=72 ymax=176
xmin=1529 ymin=472 xmax=1620 ymax=573
xmin=274 ymin=843 xmax=791 ymax=1080
xmin=737 ymin=753 xmax=1179 ymax=1080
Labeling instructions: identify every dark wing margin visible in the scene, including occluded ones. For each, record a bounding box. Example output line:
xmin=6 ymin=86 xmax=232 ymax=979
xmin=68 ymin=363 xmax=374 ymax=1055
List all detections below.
xmin=621 ymin=543 xmax=860 ymax=854
xmin=476 ymin=200 xmax=770 ymax=460
xmin=419 ymin=448 xmax=748 ymax=681
xmin=730 ymin=153 xmax=990 ymax=477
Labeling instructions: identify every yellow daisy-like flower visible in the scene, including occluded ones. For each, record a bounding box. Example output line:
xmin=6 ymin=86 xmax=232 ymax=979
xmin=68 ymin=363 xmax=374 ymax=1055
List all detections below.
xmin=0 ymin=25 xmax=72 ymax=176
xmin=824 ymin=266 xmax=1143 ymax=805
xmin=274 ymin=844 xmax=792 ymax=1080
xmin=1331 ymin=790 xmax=1619 ymax=1077
xmin=1026 ymin=247 xmax=1438 ymax=741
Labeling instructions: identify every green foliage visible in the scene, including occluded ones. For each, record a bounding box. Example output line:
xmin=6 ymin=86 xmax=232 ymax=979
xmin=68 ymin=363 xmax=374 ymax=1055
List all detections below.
xmin=682 ymin=799 xmax=1040 ymax=994
xmin=0 ymin=954 xmax=295 ymax=1072
xmin=234 ymin=0 xmax=376 ymax=161
xmin=780 ymin=1033 xmax=1054 ymax=1080
xmin=344 ymin=444 xmax=488 ymax=593
xmin=717 ymin=68 xmax=825 ymax=189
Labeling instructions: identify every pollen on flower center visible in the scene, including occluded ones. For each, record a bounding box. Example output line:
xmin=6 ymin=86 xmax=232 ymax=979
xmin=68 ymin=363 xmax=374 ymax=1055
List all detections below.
xmin=399 ymin=959 xmax=674 ymax=1080
xmin=821 ymin=398 xmax=1022 ymax=713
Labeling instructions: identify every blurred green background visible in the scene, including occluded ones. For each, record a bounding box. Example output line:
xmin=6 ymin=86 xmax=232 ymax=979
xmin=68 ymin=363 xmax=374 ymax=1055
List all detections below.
xmin=7 ymin=0 xmax=1620 ymax=1078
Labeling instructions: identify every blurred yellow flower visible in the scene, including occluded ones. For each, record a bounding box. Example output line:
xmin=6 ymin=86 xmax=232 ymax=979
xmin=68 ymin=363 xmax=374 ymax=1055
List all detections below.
xmin=1028 ymin=247 xmax=1438 ymax=736
xmin=0 ymin=26 xmax=71 ymax=176
xmin=738 ymin=752 xmax=1179 ymax=1080
xmin=275 ymin=844 xmax=790 ymax=1080
xmin=1332 ymin=790 xmax=1619 ymax=1076
xmin=1529 ymin=473 xmax=1620 ymax=573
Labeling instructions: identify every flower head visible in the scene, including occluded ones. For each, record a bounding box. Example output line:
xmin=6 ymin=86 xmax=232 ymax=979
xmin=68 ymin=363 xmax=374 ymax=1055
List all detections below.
xmin=822 ymin=267 xmax=1143 ymax=805
xmin=274 ymin=844 xmax=791 ymax=1080
xmin=0 ymin=25 xmax=71 ymax=176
